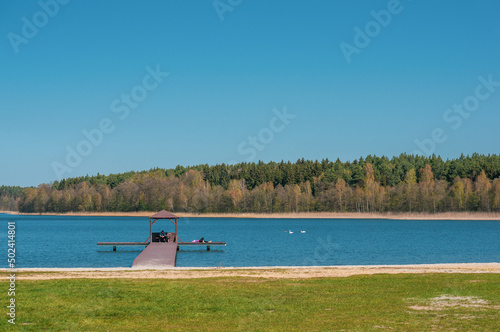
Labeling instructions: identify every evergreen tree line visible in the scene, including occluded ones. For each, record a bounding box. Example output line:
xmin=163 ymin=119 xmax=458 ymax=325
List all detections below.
xmin=0 ymin=186 xmax=22 ymax=211
xmin=3 ymin=153 xmax=500 ymax=213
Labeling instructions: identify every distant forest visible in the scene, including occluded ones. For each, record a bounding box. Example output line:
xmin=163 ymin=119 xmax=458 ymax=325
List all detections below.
xmin=2 ymin=153 xmax=500 ymax=214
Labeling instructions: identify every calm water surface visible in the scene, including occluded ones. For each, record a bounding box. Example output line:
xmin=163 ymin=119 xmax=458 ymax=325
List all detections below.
xmin=1 ymin=214 xmax=499 ymax=268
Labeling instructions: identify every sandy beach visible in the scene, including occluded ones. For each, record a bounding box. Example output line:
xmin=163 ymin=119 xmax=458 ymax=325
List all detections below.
xmin=2 ymin=211 xmax=500 ymax=220
xmin=3 ymin=263 xmax=499 ymax=280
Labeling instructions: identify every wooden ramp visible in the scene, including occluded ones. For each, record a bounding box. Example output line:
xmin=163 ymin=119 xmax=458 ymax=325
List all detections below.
xmin=132 ymin=243 xmax=177 ymax=268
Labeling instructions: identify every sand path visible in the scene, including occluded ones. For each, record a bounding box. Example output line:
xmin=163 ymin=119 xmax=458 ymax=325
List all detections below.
xmin=3 ymin=263 xmax=499 ymax=280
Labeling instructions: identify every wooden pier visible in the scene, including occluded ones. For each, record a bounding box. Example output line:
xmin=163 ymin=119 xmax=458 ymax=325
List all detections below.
xmin=97 ymin=210 xmax=226 ymax=267
xmin=177 ymin=242 xmax=227 ymax=251
xmin=97 ymin=241 xmax=227 ymax=251
xmin=97 ymin=242 xmax=149 ymax=251
xmin=132 ymin=243 xmax=178 ymax=268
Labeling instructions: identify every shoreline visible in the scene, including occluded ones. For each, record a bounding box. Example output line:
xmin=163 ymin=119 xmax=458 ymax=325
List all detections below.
xmin=3 ymin=263 xmax=499 ymax=280
xmin=2 ymin=210 xmax=500 ymax=220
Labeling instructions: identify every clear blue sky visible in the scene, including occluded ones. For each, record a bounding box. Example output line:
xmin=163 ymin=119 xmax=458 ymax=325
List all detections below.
xmin=1 ymin=0 xmax=499 ymax=187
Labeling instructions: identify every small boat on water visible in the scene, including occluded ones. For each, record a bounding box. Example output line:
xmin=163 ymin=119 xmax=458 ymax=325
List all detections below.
xmin=300 ymin=230 xmax=306 ymax=233
xmin=288 ymin=230 xmax=293 ymax=234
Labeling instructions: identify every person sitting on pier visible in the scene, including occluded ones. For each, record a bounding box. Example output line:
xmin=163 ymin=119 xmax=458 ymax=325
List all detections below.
xmin=199 ymin=237 xmax=205 ymax=243
xmin=160 ymin=230 xmax=166 ymax=242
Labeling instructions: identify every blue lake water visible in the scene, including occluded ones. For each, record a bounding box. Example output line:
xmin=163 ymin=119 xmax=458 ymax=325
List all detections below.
xmin=1 ymin=214 xmax=499 ymax=268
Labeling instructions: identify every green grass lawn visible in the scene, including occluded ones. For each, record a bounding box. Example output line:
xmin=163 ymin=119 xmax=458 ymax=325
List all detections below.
xmin=2 ymin=273 xmax=499 ymax=331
